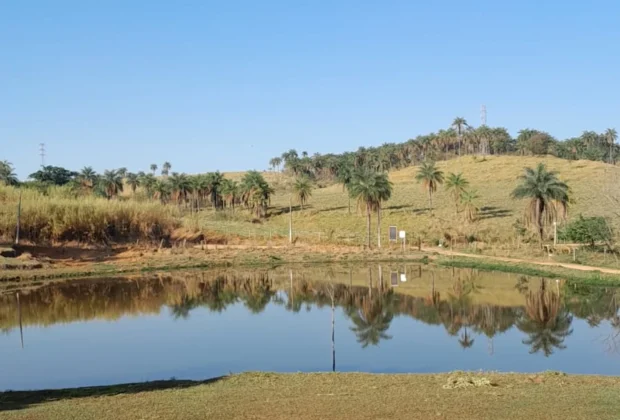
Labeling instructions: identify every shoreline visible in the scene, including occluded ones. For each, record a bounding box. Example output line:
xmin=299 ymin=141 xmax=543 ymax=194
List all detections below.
xmin=2 ymin=244 xmax=620 ymax=288
xmin=2 ymin=372 xmax=619 ymax=419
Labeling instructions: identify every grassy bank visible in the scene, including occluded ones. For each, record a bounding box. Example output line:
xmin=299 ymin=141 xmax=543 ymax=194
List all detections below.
xmin=2 ymin=372 xmax=619 ymax=420
xmin=4 ymin=245 xmax=620 ymax=288
xmin=437 ymin=257 xmax=620 ymax=286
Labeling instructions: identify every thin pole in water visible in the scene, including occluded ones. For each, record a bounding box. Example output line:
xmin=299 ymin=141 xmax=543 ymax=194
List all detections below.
xmin=17 ymin=292 xmax=23 ymax=349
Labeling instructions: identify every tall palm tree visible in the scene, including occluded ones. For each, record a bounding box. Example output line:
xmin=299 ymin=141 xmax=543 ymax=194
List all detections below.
xmin=348 ymin=168 xmax=393 ymax=248
xmin=293 ymin=176 xmax=313 ymax=210
xmin=452 ymin=117 xmax=468 ymax=156
xmin=444 ymin=172 xmax=469 ymax=214
xmin=458 ymin=327 xmax=475 ymax=349
xmin=605 ymin=128 xmax=617 ymax=164
xmin=517 ymin=280 xmax=573 ymax=357
xmin=100 ymin=169 xmax=124 ymax=199
xmin=125 ymin=172 xmax=140 ymax=194
xmin=511 ymin=163 xmax=570 ymax=242
xmin=150 ymin=164 xmax=158 ymax=175
xmin=336 ymin=161 xmax=354 ymax=214
xmin=346 ymin=292 xmax=395 ymax=348
xmin=141 ymin=174 xmax=157 ymax=197
xmin=460 ymin=190 xmax=480 ymax=223
xmin=206 ymin=171 xmax=225 ymax=209
xmin=0 ymin=161 xmax=18 ymax=186
xmin=162 ymin=161 xmax=172 ymax=177
xmin=415 ymin=161 xmax=444 ymax=215
xmin=117 ymin=167 xmax=128 ymax=178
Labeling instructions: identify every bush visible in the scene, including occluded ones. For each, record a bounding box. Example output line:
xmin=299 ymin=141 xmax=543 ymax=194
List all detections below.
xmin=558 ymin=215 xmax=612 ymax=247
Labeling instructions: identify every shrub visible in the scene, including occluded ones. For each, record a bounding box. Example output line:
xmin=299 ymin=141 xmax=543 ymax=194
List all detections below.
xmin=558 ymin=215 xmax=612 ymax=247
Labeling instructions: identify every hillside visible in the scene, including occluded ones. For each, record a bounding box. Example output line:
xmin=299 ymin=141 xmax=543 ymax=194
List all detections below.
xmin=195 ymin=155 xmax=620 ymax=249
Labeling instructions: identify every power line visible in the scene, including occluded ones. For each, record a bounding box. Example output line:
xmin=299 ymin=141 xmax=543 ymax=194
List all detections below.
xmin=39 ymin=143 xmax=46 ymax=166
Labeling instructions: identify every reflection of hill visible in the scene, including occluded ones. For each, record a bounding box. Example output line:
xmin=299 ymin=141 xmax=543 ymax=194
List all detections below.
xmin=1 ymin=272 xmax=618 ymax=353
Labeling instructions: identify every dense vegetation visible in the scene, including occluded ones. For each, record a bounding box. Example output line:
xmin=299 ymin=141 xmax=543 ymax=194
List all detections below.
xmin=269 ymin=119 xmax=619 ymax=181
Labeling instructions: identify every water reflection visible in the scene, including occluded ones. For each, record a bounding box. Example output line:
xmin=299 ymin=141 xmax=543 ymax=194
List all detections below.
xmin=1 ymin=266 xmax=620 ymax=389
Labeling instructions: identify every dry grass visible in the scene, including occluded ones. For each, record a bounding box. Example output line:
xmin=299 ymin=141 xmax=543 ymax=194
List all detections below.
xmin=194 ymin=156 xmax=620 ymax=250
xmin=1 ymin=372 xmax=619 ymax=420
xmin=0 ymin=186 xmax=180 ymax=244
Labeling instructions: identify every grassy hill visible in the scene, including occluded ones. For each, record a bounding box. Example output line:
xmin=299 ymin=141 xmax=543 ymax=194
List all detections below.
xmin=193 ymin=155 xmax=620 ymax=250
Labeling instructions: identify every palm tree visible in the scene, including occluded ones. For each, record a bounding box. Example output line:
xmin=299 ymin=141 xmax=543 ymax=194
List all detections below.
xmin=125 ymin=172 xmax=140 ymax=194
xmin=220 ymin=178 xmax=239 ymax=210
xmin=141 ymin=174 xmax=157 ymax=197
xmin=153 ymin=179 xmax=171 ymax=204
xmin=269 ymin=157 xmax=282 ymax=172
xmin=0 ymin=161 xmax=18 ymax=186
xmin=517 ymin=280 xmax=573 ymax=357
xmin=336 ymin=161 xmax=354 ymax=214
xmin=240 ymin=171 xmax=273 ymax=218
xmin=100 ymin=169 xmax=124 ymax=199
xmin=346 ymin=292 xmax=395 ymax=348
xmin=117 ymin=167 xmax=128 ymax=178
xmin=162 ymin=161 xmax=172 ymax=177
xmin=169 ymin=173 xmax=193 ymax=205
xmin=458 ymin=327 xmax=475 ymax=349
xmin=206 ymin=171 xmax=225 ymax=209
xmin=511 ymin=163 xmax=570 ymax=242
xmin=348 ymin=168 xmax=393 ymax=248
xmin=460 ymin=190 xmax=480 ymax=223
xmin=452 ymin=117 xmax=469 ymax=156
xmin=445 ymin=172 xmax=469 ymax=214
xmin=293 ymin=176 xmax=313 ymax=210
xmin=150 ymin=164 xmax=158 ymax=175
xmin=415 ymin=161 xmax=444 ymax=215
xmin=78 ymin=166 xmax=98 ymax=191
xmin=605 ymin=128 xmax=617 ymax=164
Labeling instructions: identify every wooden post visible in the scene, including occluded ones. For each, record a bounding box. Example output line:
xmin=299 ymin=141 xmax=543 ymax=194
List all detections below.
xmin=553 ymin=221 xmax=557 ymax=247
xmin=573 ymin=247 xmax=576 ymax=262
xmin=15 ymin=191 xmax=21 ymax=246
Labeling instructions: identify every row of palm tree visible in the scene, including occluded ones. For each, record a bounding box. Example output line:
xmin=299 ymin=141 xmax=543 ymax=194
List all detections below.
xmin=270 ymin=119 xmax=619 ymax=182
xmin=72 ymin=166 xmax=275 ymax=216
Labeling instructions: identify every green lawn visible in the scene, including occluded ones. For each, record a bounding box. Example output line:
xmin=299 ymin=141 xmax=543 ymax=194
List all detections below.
xmin=1 ymin=372 xmax=619 ymax=420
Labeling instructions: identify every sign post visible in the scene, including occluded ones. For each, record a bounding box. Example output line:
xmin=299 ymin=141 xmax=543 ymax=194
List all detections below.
xmin=399 ymin=230 xmax=406 ymax=251
xmin=389 ymin=226 xmax=397 ymax=243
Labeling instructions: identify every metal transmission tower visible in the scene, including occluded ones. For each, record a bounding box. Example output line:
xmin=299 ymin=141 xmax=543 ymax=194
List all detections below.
xmin=39 ymin=143 xmax=46 ymax=166
xmin=480 ymin=105 xmax=487 ymax=126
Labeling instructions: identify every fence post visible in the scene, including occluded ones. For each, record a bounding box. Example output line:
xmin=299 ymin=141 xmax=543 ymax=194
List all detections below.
xmin=15 ymin=191 xmax=21 ymax=246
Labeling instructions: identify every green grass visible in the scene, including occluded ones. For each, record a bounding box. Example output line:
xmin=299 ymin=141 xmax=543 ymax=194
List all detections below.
xmin=2 ymin=372 xmax=619 ymax=420
xmin=437 ymin=257 xmax=620 ymax=286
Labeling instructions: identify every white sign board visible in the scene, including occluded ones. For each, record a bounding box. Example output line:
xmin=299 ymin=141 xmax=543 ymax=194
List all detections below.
xmin=399 ymin=230 xmax=406 ymax=239
xmin=400 ymin=274 xmax=407 ymax=282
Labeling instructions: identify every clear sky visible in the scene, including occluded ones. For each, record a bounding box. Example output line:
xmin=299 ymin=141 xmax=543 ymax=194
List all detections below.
xmin=2 ymin=0 xmax=619 ymax=179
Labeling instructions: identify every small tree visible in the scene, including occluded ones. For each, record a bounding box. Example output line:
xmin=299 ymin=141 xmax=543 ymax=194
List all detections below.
xmin=558 ymin=215 xmax=613 ymax=248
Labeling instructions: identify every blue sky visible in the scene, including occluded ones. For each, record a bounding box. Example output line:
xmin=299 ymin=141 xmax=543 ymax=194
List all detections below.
xmin=2 ymin=0 xmax=619 ymax=178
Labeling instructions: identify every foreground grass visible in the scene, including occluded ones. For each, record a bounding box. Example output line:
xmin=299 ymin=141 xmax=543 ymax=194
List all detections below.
xmin=1 ymin=372 xmax=619 ymax=420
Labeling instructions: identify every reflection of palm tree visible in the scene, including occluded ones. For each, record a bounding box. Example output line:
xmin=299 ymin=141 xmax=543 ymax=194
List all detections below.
xmin=517 ymin=280 xmax=573 ymax=357
xmin=346 ymin=292 xmax=395 ymax=348
xmin=458 ymin=327 xmax=475 ymax=349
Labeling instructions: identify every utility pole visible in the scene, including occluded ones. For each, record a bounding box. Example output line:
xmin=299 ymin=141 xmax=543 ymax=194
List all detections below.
xmin=39 ymin=143 xmax=46 ymax=167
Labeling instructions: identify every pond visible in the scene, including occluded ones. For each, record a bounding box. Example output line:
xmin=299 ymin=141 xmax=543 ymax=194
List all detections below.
xmin=1 ymin=265 xmax=619 ymax=390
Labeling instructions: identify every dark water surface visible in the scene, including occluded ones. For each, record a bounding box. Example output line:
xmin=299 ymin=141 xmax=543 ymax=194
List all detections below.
xmin=1 ymin=265 xmax=619 ymax=390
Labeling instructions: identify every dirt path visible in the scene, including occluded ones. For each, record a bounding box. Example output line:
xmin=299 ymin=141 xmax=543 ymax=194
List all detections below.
xmin=422 ymin=246 xmax=620 ymax=275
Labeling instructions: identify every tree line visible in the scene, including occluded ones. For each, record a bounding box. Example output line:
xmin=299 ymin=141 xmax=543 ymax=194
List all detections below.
xmin=269 ymin=118 xmax=618 ymax=181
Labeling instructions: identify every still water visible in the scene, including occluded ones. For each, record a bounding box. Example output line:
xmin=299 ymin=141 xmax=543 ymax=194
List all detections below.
xmin=1 ymin=265 xmax=619 ymax=390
